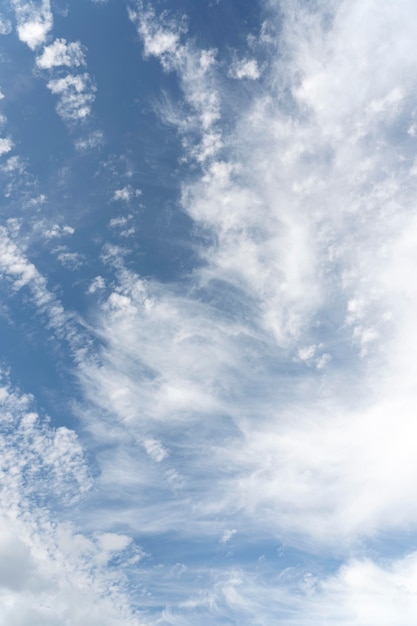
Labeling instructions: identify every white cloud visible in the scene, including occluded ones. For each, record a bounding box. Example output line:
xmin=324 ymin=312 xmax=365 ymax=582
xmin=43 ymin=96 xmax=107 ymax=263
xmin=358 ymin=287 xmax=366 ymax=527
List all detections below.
xmin=220 ymin=529 xmax=236 ymax=544
xmin=88 ymin=275 xmax=106 ymax=294
xmin=112 ymin=186 xmax=141 ymax=202
xmin=109 ymin=215 xmax=132 ymax=227
xmin=0 ymin=369 xmax=143 ymax=625
xmin=74 ymin=130 xmax=104 ymax=151
xmin=55 ymin=249 xmax=84 ymax=270
xmin=76 ymin=0 xmax=417 ymax=558
xmin=2 ymin=1 xmax=417 ymax=623
xmin=0 ymin=155 xmax=22 ymax=172
xmin=12 ymin=0 xmax=53 ymax=50
xmin=154 ymin=553 xmax=417 ymax=625
xmin=142 ymin=437 xmax=168 ymax=462
xmin=129 ymin=3 xmax=222 ymax=163
xmin=42 ymin=223 xmax=74 ymax=239
xmin=0 ymin=227 xmax=85 ymax=348
xmin=36 ymin=38 xmax=86 ymax=69
xmin=128 ymin=3 xmax=183 ymax=67
xmin=0 ymin=137 xmax=13 ymax=156
xmin=281 ymin=553 xmax=417 ymax=626
xmin=10 ymin=4 xmax=95 ymax=126
xmin=47 ymin=73 xmax=96 ymax=121
xmin=0 ymin=15 xmax=12 ymax=35
xmin=228 ymin=58 xmax=260 ymax=80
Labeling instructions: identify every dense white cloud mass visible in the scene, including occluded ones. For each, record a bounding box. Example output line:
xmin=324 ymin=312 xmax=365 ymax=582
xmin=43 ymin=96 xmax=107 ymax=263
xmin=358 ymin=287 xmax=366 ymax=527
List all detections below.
xmin=2 ymin=0 xmax=417 ymax=623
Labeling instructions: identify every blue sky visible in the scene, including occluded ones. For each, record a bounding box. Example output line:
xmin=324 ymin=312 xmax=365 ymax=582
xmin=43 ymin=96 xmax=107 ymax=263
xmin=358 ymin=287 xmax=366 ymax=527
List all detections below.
xmin=1 ymin=0 xmax=417 ymax=624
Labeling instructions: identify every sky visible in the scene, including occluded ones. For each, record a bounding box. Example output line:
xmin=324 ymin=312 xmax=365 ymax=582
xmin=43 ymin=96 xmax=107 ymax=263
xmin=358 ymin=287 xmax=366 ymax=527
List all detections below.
xmin=1 ymin=0 xmax=417 ymax=624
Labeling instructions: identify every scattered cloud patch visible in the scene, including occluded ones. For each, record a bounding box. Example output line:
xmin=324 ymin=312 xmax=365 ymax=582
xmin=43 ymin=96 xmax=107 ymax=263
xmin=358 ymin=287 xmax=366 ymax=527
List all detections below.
xmin=75 ymin=129 xmax=104 ymax=151
xmin=109 ymin=215 xmax=132 ymax=228
xmin=47 ymin=73 xmax=96 ymax=121
xmin=0 ymin=155 xmax=23 ymax=173
xmin=0 ymin=15 xmax=12 ymax=35
xmin=12 ymin=0 xmax=53 ymax=49
xmin=0 ymin=374 xmax=141 ymax=625
xmin=88 ymin=275 xmax=106 ymax=294
xmin=25 ymin=193 xmax=47 ymax=208
xmin=0 ymin=137 xmax=13 ymax=156
xmin=228 ymin=58 xmax=260 ymax=80
xmin=112 ymin=186 xmax=141 ymax=202
xmin=42 ymin=223 xmax=75 ymax=239
xmin=36 ymin=38 xmax=86 ymax=69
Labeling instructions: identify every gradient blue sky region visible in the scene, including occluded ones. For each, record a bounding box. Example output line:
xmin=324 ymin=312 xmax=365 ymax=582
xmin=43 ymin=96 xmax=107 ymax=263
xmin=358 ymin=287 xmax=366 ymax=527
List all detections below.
xmin=1 ymin=0 xmax=417 ymax=624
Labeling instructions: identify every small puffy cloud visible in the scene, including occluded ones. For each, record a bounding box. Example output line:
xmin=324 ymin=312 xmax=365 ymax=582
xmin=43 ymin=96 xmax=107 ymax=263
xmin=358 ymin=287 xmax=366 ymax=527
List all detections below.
xmin=128 ymin=4 xmax=183 ymax=68
xmin=112 ymin=186 xmax=141 ymax=202
xmin=36 ymin=38 xmax=86 ymax=69
xmin=13 ymin=0 xmax=53 ymax=50
xmin=17 ymin=19 xmax=51 ymax=49
xmin=0 ymin=155 xmax=22 ymax=172
xmin=43 ymin=223 xmax=74 ymax=239
xmin=54 ymin=248 xmax=84 ymax=270
xmin=229 ymin=58 xmax=260 ymax=80
xmin=47 ymin=73 xmax=96 ymax=121
xmin=0 ymin=137 xmax=12 ymax=156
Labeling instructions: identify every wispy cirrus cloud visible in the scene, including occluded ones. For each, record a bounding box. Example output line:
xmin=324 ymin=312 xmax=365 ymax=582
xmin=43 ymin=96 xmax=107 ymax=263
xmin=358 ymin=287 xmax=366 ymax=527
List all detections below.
xmin=68 ymin=1 xmax=417 ymax=622
xmin=129 ymin=2 xmax=222 ymax=163
xmin=3 ymin=0 xmax=417 ymax=624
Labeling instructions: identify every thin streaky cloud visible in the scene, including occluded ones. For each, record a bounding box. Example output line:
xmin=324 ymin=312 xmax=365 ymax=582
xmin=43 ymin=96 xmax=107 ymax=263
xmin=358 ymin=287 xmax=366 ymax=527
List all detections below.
xmin=1 ymin=0 xmax=417 ymax=624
